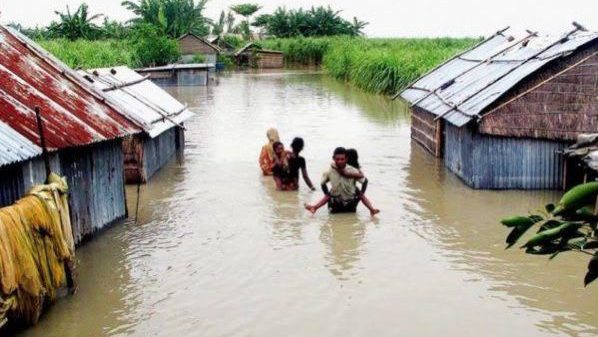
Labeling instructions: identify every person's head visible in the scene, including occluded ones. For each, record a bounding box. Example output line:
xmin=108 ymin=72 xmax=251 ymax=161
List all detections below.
xmin=273 ymin=141 xmax=284 ymax=155
xmin=332 ymin=147 xmax=347 ymax=169
xmin=346 ymin=148 xmax=360 ymax=169
xmin=290 ymin=137 xmax=304 ymax=154
xmin=266 ymin=128 xmax=280 ymax=144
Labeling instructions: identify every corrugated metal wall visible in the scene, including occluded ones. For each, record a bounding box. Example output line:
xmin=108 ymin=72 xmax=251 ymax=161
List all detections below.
xmin=0 ymin=141 xmax=127 ymax=245
xmin=61 ymin=141 xmax=126 ymax=243
xmin=147 ymin=69 xmax=209 ymax=87
xmin=444 ymin=123 xmax=567 ymax=189
xmin=142 ymin=127 xmax=181 ymax=181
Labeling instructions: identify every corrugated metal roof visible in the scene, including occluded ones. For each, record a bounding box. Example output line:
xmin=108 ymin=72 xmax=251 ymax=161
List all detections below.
xmin=0 ymin=25 xmax=141 ymax=152
xmin=0 ymin=121 xmax=41 ymax=167
xmin=80 ymin=66 xmax=195 ymax=138
xmin=400 ymin=27 xmax=598 ymax=127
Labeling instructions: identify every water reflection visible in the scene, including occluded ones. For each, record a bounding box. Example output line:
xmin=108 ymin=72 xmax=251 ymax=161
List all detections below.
xmin=319 ymin=214 xmax=366 ymax=280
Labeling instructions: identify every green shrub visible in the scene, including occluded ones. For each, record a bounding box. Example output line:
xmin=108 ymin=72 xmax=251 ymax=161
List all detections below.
xmin=130 ymin=24 xmax=180 ymax=67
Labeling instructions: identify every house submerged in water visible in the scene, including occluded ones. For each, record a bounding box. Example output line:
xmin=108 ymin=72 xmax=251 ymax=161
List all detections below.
xmin=398 ymin=24 xmax=598 ymax=190
xmin=0 ymin=25 xmax=141 ymax=244
xmin=80 ymin=66 xmax=194 ymax=184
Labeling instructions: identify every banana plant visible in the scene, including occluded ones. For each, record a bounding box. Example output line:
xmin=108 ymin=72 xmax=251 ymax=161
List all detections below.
xmin=502 ymin=182 xmax=598 ymax=286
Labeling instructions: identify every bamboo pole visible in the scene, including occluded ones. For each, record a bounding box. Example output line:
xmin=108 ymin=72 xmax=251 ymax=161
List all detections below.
xmin=34 ymin=106 xmax=51 ymax=182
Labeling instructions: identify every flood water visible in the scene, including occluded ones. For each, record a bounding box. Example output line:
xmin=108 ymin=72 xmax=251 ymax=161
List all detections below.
xmin=17 ymin=71 xmax=597 ymax=337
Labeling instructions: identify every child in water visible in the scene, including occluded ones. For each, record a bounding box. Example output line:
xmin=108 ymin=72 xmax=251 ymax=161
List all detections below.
xmin=305 ymin=148 xmax=380 ymax=216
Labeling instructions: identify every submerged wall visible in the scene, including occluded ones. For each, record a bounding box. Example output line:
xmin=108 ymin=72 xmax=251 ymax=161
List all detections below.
xmin=444 ymin=123 xmax=567 ymax=189
xmin=0 ymin=141 xmax=127 ymax=244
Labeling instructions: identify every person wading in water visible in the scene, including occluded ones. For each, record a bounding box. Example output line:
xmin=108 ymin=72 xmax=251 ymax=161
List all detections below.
xmin=272 ymin=138 xmax=316 ymax=191
xmin=259 ymin=128 xmax=280 ymax=176
xmin=305 ymin=147 xmax=380 ymax=216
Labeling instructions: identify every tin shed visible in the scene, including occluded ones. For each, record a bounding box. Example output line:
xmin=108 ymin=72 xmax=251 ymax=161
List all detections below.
xmin=399 ymin=25 xmax=598 ymax=190
xmin=0 ymin=25 xmax=141 ymax=244
xmin=80 ymin=66 xmax=194 ymax=183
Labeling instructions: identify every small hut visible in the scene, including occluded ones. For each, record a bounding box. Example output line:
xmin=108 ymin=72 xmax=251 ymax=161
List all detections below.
xmin=398 ymin=25 xmax=598 ymax=190
xmin=0 ymin=26 xmax=141 ymax=244
xmin=80 ymin=66 xmax=194 ymax=184
xmin=234 ymin=42 xmax=284 ymax=69
xmin=178 ymin=32 xmax=221 ymax=64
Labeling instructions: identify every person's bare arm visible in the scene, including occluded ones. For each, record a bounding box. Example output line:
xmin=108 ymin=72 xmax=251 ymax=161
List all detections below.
xmin=332 ymin=165 xmax=364 ymax=180
xmin=301 ymin=166 xmax=316 ymax=191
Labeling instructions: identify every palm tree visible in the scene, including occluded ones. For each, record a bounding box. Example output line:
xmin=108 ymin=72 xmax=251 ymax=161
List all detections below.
xmin=230 ymin=3 xmax=262 ymax=39
xmin=121 ymin=0 xmax=211 ymax=38
xmin=48 ymin=3 xmax=103 ymax=40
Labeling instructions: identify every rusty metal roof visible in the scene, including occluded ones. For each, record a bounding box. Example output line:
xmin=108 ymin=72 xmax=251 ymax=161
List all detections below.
xmin=0 ymin=25 xmax=141 ymax=152
xmin=80 ymin=66 xmax=195 ymax=138
xmin=0 ymin=121 xmax=41 ymax=167
xmin=399 ymin=26 xmax=598 ymax=127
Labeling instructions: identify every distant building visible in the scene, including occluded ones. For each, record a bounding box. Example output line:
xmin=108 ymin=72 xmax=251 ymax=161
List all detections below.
xmin=80 ymin=66 xmax=194 ymax=184
xmin=178 ymin=32 xmax=221 ymax=64
xmin=0 ymin=26 xmax=141 ymax=244
xmin=234 ymin=42 xmax=284 ymax=69
xmin=398 ymin=26 xmax=598 ymax=190
xmin=136 ymin=63 xmax=215 ymax=87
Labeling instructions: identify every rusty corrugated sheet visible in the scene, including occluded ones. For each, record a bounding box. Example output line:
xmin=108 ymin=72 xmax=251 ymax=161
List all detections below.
xmin=400 ymin=27 xmax=598 ymax=127
xmin=0 ymin=25 xmax=141 ymax=151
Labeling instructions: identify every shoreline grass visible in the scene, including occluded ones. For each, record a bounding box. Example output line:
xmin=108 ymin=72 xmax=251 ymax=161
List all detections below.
xmin=261 ymin=36 xmax=480 ymax=95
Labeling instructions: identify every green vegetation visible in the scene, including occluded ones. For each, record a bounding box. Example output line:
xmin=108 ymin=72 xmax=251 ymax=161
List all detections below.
xmin=501 ymin=182 xmax=598 ymax=286
xmin=121 ymin=0 xmax=211 ymax=38
xmin=254 ymin=6 xmax=367 ymax=38
xmin=38 ymin=24 xmax=180 ymax=68
xmin=230 ymin=3 xmax=262 ymax=39
xmin=39 ymin=39 xmax=138 ymax=68
xmin=261 ymin=36 xmax=479 ymax=95
xmin=47 ymin=3 xmax=103 ymax=40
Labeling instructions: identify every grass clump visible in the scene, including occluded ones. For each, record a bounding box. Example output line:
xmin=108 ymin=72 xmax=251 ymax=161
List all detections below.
xmin=39 ymin=39 xmax=139 ymax=69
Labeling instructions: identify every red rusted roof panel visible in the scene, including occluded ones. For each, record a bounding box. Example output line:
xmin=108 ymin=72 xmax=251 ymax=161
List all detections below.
xmin=0 ymin=26 xmax=140 ymax=150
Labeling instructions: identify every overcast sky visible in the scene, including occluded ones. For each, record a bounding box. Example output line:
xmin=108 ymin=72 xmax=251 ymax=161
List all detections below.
xmin=1 ymin=0 xmax=596 ymax=37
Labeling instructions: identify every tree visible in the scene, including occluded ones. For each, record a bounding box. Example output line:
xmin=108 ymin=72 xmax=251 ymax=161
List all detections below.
xmin=121 ymin=0 xmax=211 ymax=38
xmin=253 ymin=6 xmax=368 ymax=38
xmin=502 ymin=182 xmax=598 ymax=286
xmin=47 ymin=3 xmax=103 ymax=40
xmin=212 ymin=11 xmax=226 ymax=36
xmin=230 ymin=3 xmax=262 ymax=39
xmin=130 ymin=23 xmax=180 ymax=66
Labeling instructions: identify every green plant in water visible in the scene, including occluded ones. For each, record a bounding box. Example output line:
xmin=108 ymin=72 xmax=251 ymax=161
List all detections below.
xmin=501 ymin=182 xmax=598 ymax=286
xmin=192 ymin=53 xmax=206 ymax=63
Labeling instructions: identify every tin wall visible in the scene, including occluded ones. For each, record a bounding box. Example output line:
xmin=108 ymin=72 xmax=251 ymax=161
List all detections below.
xmin=444 ymin=123 xmax=567 ymax=189
xmin=0 ymin=141 xmax=127 ymax=244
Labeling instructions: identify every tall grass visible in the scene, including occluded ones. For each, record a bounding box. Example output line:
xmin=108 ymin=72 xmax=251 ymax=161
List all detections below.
xmin=261 ymin=36 xmax=480 ymax=95
xmin=38 ymin=39 xmax=139 ymax=69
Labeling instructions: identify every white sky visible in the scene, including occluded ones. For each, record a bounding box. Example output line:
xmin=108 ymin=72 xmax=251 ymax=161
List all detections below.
xmin=0 ymin=0 xmax=596 ymax=37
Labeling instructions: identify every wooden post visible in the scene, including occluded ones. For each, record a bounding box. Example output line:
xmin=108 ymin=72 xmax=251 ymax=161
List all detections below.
xmin=34 ymin=106 xmax=51 ymax=182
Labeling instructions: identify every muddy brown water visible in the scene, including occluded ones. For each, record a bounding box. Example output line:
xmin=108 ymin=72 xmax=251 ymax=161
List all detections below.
xmin=16 ymin=71 xmax=597 ymax=337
